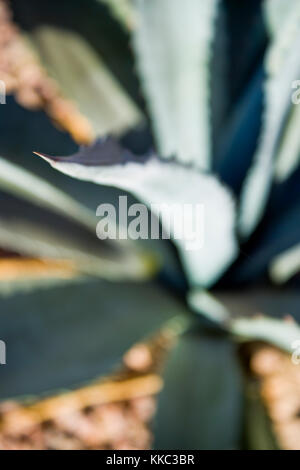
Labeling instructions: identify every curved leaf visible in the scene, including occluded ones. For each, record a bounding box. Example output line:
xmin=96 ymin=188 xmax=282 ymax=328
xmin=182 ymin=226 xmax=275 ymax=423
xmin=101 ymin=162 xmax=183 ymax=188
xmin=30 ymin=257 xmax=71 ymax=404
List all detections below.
xmin=274 ymin=102 xmax=300 ymax=182
xmin=0 ymin=155 xmax=95 ymax=230
xmin=132 ymin=0 xmax=219 ymax=169
xmin=154 ymin=331 xmax=243 ymax=449
xmin=0 ymin=278 xmax=189 ymax=400
xmin=231 ymin=202 xmax=300 ymax=283
xmin=30 ymin=26 xmax=142 ymax=137
xmin=0 ymin=155 xmax=153 ymax=281
xmin=97 ymin=0 xmax=138 ymax=30
xmin=36 ymin=139 xmax=238 ymax=287
xmin=239 ymin=15 xmax=300 ymax=237
xmin=231 ymin=316 xmax=300 ymax=354
xmin=270 ymin=243 xmax=300 ymax=284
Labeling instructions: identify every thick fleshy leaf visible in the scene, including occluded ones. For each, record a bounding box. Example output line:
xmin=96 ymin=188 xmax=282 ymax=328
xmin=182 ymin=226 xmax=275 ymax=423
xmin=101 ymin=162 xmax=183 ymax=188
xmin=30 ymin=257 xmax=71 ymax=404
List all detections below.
xmin=267 ymin=1 xmax=300 ymax=184
xmin=0 ymin=155 xmax=95 ymax=230
xmin=238 ymin=18 xmax=300 ymax=237
xmin=245 ymin=380 xmax=278 ymax=450
xmin=0 ymin=1 xmax=94 ymax=145
xmin=11 ymin=0 xmax=141 ymax=105
xmin=231 ymin=316 xmax=300 ymax=354
xmin=264 ymin=0 xmax=300 ymax=38
xmin=216 ymin=288 xmax=300 ymax=322
xmin=0 ymin=278 xmax=189 ymax=400
xmin=274 ymin=103 xmax=300 ymax=182
xmin=0 ymin=96 xmax=120 ymax=211
xmin=132 ymin=0 xmax=218 ymax=169
xmin=36 ymin=139 xmax=238 ymax=288
xmin=216 ymin=288 xmax=300 ymax=352
xmin=0 ymin=190 xmax=151 ymax=282
xmin=270 ymin=243 xmax=300 ymax=284
xmin=188 ymin=289 xmax=230 ymax=325
xmin=214 ymin=2 xmax=267 ymax=195
xmin=0 ymin=156 xmax=152 ymax=281
xmin=154 ymin=331 xmax=243 ymax=449
xmin=30 ymin=26 xmax=142 ymax=137
xmin=97 ymin=0 xmax=138 ymax=30
xmin=215 ymin=67 xmax=264 ymax=193
xmin=223 ymin=0 xmax=267 ymax=108
xmin=214 ymin=288 xmax=300 ymax=361
xmin=230 ymin=201 xmax=300 ymax=283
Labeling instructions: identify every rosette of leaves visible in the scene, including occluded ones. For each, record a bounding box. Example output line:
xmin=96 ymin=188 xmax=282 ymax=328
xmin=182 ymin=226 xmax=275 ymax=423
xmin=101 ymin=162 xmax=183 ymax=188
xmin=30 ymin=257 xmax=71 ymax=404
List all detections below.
xmin=0 ymin=0 xmax=300 ymax=449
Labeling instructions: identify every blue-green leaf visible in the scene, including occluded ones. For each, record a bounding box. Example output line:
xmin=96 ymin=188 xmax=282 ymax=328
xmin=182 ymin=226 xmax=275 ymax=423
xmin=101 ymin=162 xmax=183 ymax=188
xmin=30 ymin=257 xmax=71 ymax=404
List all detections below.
xmin=132 ymin=0 xmax=219 ymax=169
xmin=154 ymin=331 xmax=243 ymax=449
xmin=0 ymin=278 xmax=189 ymax=400
xmin=36 ymin=139 xmax=238 ymax=287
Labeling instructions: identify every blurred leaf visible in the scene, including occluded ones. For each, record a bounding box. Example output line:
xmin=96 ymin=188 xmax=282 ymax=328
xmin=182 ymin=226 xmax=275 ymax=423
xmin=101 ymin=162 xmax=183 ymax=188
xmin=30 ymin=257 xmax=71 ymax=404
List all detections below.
xmin=231 ymin=201 xmax=300 ymax=283
xmin=154 ymin=331 xmax=243 ymax=449
xmin=0 ymin=96 xmax=121 ymax=212
xmin=0 ymin=2 xmax=95 ymax=145
xmin=188 ymin=289 xmax=231 ymax=324
xmin=36 ymin=138 xmax=238 ymax=287
xmin=132 ymin=0 xmax=218 ymax=168
xmin=0 ymin=153 xmax=155 ymax=281
xmin=274 ymin=103 xmax=300 ymax=182
xmin=244 ymin=381 xmax=278 ymax=450
xmin=97 ymin=0 xmax=138 ymax=30
xmin=215 ymin=68 xmax=264 ymax=194
xmin=270 ymin=243 xmax=300 ymax=284
xmin=0 ymin=189 xmax=152 ymax=282
xmin=0 ymin=155 xmax=95 ymax=230
xmin=223 ymin=0 xmax=267 ymax=107
xmin=264 ymin=0 xmax=300 ymax=39
xmin=0 ymin=278 xmax=189 ymax=400
xmin=238 ymin=17 xmax=300 ymax=237
xmin=30 ymin=26 xmax=142 ymax=137
xmin=11 ymin=0 xmax=141 ymax=105
xmin=216 ymin=288 xmax=300 ymax=322
xmin=231 ymin=316 xmax=300 ymax=353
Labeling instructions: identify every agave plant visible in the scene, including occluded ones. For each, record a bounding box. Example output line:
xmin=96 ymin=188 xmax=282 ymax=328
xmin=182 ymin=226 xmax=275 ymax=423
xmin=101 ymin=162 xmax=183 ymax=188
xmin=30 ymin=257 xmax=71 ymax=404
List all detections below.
xmin=0 ymin=0 xmax=300 ymax=450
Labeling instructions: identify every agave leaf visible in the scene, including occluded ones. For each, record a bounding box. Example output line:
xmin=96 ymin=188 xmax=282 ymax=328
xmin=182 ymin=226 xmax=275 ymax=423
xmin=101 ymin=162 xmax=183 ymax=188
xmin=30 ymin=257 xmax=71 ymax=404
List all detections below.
xmin=5 ymin=0 xmax=142 ymax=141
xmin=11 ymin=0 xmax=141 ymax=105
xmin=264 ymin=0 xmax=299 ymax=38
xmin=274 ymin=103 xmax=300 ymax=182
xmin=132 ymin=0 xmax=219 ymax=169
xmin=36 ymin=138 xmax=238 ymax=287
xmin=232 ymin=202 xmax=300 ymax=283
xmin=223 ymin=1 xmax=267 ymax=107
xmin=30 ymin=26 xmax=142 ymax=137
xmin=216 ymin=67 xmax=265 ymax=193
xmin=216 ymin=288 xmax=300 ymax=322
xmin=231 ymin=316 xmax=300 ymax=354
xmin=0 ymin=155 xmax=95 ymax=230
xmin=0 ymin=278 xmax=189 ymax=400
xmin=188 ymin=289 xmax=231 ymax=325
xmin=0 ymin=1 xmax=94 ymax=145
xmin=270 ymin=243 xmax=300 ymax=284
xmin=238 ymin=17 xmax=300 ymax=237
xmin=0 ymin=217 xmax=144 ymax=282
xmin=97 ymin=0 xmax=138 ymax=30
xmin=245 ymin=381 xmax=278 ymax=450
xmin=220 ymin=288 xmax=300 ymax=354
xmin=0 ymin=97 xmax=123 ymax=211
xmin=154 ymin=331 xmax=243 ymax=449
xmin=0 ymin=188 xmax=153 ymax=282
xmin=0 ymin=155 xmax=154 ymax=280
